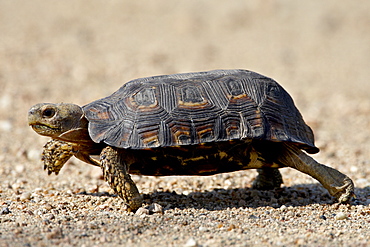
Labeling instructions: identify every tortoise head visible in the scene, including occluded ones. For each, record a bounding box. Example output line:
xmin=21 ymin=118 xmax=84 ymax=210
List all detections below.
xmin=28 ymin=103 xmax=90 ymax=142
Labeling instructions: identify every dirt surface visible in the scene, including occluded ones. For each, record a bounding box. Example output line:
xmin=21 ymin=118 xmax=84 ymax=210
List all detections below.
xmin=1 ymin=1 xmax=370 ymax=246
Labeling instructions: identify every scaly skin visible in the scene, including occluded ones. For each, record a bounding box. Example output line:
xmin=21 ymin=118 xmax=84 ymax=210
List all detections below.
xmin=252 ymin=168 xmax=283 ymax=190
xmin=277 ymin=143 xmax=354 ymax=203
xmin=100 ymin=146 xmax=143 ymax=211
xmin=42 ymin=139 xmax=74 ymax=175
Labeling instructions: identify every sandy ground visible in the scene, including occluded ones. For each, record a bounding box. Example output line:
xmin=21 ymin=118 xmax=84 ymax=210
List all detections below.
xmin=1 ymin=1 xmax=370 ymax=246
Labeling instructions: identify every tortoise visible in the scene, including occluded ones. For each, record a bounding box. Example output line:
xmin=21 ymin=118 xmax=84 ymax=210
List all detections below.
xmin=28 ymin=69 xmax=354 ymax=211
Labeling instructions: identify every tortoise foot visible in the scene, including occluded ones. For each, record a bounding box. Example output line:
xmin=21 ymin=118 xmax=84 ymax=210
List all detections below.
xmin=42 ymin=139 xmax=74 ymax=175
xmin=330 ymin=176 xmax=355 ymax=203
xmin=252 ymin=168 xmax=283 ymax=190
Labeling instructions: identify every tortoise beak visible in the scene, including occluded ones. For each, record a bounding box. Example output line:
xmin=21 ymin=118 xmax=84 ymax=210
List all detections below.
xmin=28 ymin=105 xmax=41 ymax=126
xmin=28 ymin=104 xmax=45 ymax=126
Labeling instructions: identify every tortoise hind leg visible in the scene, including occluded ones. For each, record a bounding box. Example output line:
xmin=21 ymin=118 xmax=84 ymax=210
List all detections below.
xmin=278 ymin=143 xmax=354 ymax=203
xmin=252 ymin=168 xmax=283 ymax=190
xmin=100 ymin=146 xmax=143 ymax=211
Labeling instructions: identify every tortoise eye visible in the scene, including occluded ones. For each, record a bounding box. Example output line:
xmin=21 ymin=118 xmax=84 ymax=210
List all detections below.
xmin=42 ymin=108 xmax=56 ymax=118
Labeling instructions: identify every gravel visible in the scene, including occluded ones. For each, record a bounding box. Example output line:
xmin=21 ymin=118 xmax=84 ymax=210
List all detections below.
xmin=1 ymin=1 xmax=370 ymax=246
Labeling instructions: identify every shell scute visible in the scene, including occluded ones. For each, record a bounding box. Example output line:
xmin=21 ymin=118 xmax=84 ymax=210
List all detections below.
xmin=132 ymin=87 xmax=157 ymax=107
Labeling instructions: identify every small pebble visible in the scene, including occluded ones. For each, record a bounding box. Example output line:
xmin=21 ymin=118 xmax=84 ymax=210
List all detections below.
xmin=319 ymin=215 xmax=327 ymax=220
xmin=95 ymin=204 xmax=110 ymax=210
xmin=43 ymin=204 xmax=53 ymax=211
xmin=184 ymin=237 xmax=199 ymax=247
xmin=46 ymin=228 xmax=63 ymax=239
xmin=100 ymin=235 xmax=108 ymax=243
xmin=44 ymin=213 xmax=55 ymax=220
xmin=1 ymin=207 xmax=11 ymax=215
xmin=227 ymin=224 xmax=236 ymax=231
xmin=20 ymin=192 xmax=31 ymax=201
xmin=248 ymin=214 xmax=259 ymax=219
xmin=335 ymin=212 xmax=348 ymax=220
xmin=148 ymin=203 xmax=164 ymax=214
xmin=135 ymin=207 xmax=150 ymax=216
xmin=279 ymin=205 xmax=287 ymax=211
xmin=199 ymin=226 xmax=208 ymax=232
xmin=15 ymin=165 xmax=25 ymax=173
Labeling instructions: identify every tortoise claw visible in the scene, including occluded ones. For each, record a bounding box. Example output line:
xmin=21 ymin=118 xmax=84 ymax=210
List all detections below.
xmin=42 ymin=139 xmax=74 ymax=175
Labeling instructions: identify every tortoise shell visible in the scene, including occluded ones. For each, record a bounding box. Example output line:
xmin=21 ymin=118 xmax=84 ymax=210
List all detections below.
xmin=83 ymin=69 xmax=318 ymax=154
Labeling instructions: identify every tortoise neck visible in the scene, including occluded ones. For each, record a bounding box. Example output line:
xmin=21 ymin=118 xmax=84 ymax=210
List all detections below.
xmin=56 ymin=116 xmax=95 ymax=145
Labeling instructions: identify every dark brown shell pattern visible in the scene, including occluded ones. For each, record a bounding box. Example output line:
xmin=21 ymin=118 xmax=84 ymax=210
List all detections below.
xmin=83 ymin=69 xmax=319 ymax=154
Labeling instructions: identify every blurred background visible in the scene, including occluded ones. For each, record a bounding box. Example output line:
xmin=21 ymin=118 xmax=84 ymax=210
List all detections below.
xmin=0 ymin=0 xmax=369 ymax=189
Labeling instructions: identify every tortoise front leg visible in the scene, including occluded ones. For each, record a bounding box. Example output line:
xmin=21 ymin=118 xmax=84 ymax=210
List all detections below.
xmin=42 ymin=139 xmax=74 ymax=175
xmin=278 ymin=143 xmax=354 ymax=203
xmin=42 ymin=139 xmax=101 ymax=175
xmin=100 ymin=146 xmax=143 ymax=211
